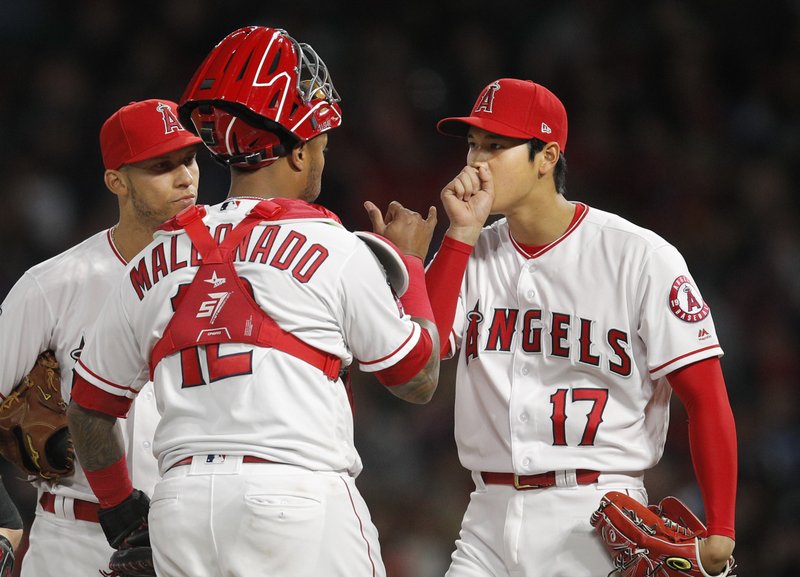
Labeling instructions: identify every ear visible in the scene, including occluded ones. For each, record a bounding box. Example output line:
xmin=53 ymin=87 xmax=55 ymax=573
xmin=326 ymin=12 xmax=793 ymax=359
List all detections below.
xmin=538 ymin=142 xmax=561 ymax=176
xmin=104 ymin=169 xmax=129 ymax=198
xmin=287 ymin=142 xmax=306 ymax=172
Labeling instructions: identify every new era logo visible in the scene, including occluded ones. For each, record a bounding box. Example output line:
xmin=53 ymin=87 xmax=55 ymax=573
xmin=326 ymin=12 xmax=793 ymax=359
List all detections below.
xmin=541 ymin=122 xmax=552 ymax=134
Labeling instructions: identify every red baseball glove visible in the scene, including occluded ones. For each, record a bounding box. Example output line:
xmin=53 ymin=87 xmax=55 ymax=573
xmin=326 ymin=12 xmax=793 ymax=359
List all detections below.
xmin=590 ymin=491 xmax=736 ymax=577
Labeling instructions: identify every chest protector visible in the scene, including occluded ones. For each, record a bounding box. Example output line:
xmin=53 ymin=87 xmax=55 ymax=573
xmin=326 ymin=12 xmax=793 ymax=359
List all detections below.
xmin=149 ymin=199 xmax=342 ymax=381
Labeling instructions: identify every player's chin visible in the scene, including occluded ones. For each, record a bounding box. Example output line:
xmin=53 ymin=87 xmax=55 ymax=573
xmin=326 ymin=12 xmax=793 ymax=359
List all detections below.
xmin=173 ymin=195 xmax=197 ymax=209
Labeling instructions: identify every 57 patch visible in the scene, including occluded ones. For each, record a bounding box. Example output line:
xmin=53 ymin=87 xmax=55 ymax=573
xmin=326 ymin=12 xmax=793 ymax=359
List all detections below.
xmin=669 ymin=276 xmax=709 ymax=322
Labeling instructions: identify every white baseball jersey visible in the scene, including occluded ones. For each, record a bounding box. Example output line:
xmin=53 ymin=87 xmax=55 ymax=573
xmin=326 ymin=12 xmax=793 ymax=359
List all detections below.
xmin=447 ymin=203 xmax=723 ymax=475
xmin=73 ymin=197 xmax=421 ymax=477
xmin=0 ymin=228 xmax=160 ymax=576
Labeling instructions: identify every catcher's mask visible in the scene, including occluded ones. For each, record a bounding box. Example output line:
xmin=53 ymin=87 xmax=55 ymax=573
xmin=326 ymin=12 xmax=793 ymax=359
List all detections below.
xmin=178 ymin=26 xmax=342 ymax=170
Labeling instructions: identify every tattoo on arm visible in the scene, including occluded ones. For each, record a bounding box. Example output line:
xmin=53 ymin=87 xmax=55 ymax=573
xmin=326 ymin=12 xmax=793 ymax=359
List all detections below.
xmin=66 ymin=401 xmax=125 ymax=471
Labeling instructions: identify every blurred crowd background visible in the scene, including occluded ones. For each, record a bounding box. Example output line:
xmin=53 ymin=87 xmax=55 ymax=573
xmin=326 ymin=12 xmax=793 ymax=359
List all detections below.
xmin=1 ymin=1 xmax=798 ymax=575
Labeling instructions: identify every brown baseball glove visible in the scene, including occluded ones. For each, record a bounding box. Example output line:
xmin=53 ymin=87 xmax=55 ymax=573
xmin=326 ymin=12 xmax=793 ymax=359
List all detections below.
xmin=590 ymin=490 xmax=736 ymax=577
xmin=0 ymin=351 xmax=74 ymax=480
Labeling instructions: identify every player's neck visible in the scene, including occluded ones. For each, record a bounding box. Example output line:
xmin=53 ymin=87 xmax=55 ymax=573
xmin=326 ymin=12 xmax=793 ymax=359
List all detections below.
xmin=506 ymin=194 xmax=576 ymax=246
xmin=111 ymin=220 xmax=159 ymax=263
xmin=227 ymin=163 xmax=301 ymax=201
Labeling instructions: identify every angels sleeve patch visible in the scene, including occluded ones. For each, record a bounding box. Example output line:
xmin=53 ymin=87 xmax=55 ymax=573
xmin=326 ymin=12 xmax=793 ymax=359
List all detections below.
xmin=668 ymin=275 xmax=710 ymax=322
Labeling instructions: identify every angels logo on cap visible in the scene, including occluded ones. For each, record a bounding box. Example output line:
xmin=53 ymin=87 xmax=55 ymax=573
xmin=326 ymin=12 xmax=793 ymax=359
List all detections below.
xmin=100 ymin=99 xmax=202 ymax=170
xmin=157 ymin=102 xmax=184 ymax=135
xmin=474 ymin=81 xmax=501 ymax=114
xmin=437 ymin=78 xmax=568 ymax=151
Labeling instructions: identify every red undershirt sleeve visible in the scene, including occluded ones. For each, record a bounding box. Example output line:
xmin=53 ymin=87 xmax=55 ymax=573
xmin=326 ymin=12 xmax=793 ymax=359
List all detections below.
xmin=425 ymin=236 xmax=473 ymax=359
xmin=666 ymin=357 xmax=737 ymax=539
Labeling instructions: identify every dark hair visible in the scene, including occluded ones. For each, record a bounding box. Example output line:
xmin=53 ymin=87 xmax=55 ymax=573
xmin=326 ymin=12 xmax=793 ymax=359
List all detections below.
xmin=528 ymin=138 xmax=567 ymax=195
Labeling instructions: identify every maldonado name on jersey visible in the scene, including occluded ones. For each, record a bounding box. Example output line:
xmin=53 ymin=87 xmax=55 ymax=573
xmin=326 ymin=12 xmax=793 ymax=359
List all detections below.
xmin=128 ymin=223 xmax=329 ymax=301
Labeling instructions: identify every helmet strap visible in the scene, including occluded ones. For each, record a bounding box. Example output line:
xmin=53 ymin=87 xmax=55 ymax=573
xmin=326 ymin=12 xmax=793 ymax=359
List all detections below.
xmin=220 ymin=143 xmax=288 ymax=169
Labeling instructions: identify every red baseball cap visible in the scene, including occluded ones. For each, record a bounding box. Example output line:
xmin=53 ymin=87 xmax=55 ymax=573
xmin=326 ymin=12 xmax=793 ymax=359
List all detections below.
xmin=100 ymin=99 xmax=202 ymax=170
xmin=437 ymin=79 xmax=568 ymax=151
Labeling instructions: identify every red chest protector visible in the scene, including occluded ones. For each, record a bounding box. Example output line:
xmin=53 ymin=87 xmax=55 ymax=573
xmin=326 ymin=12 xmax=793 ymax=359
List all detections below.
xmin=149 ymin=199 xmax=342 ymax=381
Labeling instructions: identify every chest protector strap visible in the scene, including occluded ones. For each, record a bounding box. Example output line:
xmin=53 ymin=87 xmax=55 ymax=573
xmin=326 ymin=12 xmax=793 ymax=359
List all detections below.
xmin=149 ymin=200 xmax=341 ymax=381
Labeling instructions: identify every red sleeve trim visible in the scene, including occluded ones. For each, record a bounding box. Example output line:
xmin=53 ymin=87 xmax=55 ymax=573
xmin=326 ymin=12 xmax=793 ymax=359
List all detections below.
xmin=358 ymin=328 xmax=416 ymax=367
xmin=76 ymin=359 xmax=138 ymax=394
xmin=650 ymin=345 xmax=722 ymax=375
xmin=373 ymin=327 xmax=433 ymax=387
xmin=71 ymin=372 xmax=134 ymax=419
xmin=667 ymin=358 xmax=737 ymax=539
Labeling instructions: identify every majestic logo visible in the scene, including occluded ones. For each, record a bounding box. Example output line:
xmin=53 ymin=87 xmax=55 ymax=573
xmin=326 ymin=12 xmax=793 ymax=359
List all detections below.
xmin=474 ymin=81 xmax=501 ymax=114
xmin=204 ymin=271 xmax=226 ymax=288
xmin=668 ymin=276 xmax=710 ymax=322
xmin=157 ymin=102 xmax=183 ymax=134
xmin=197 ymin=291 xmax=231 ymax=323
xmin=698 ymin=328 xmax=711 ymax=340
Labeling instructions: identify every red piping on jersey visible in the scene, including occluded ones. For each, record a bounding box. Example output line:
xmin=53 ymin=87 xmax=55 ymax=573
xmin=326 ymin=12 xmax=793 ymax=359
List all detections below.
xmin=149 ymin=200 xmax=342 ymax=381
xmin=341 ymin=477 xmax=378 ymax=577
xmin=358 ymin=328 xmax=417 ymax=366
xmin=75 ymin=359 xmax=138 ymax=394
xmin=107 ymin=228 xmax=127 ymax=265
xmin=510 ymin=203 xmax=588 ymax=259
xmin=71 ymin=372 xmax=133 ymax=418
xmin=649 ymin=345 xmax=722 ymax=375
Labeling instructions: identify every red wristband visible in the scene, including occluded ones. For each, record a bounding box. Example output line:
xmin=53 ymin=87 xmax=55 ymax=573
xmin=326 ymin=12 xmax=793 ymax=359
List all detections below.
xmin=399 ymin=255 xmax=435 ymax=323
xmin=83 ymin=455 xmax=134 ymax=508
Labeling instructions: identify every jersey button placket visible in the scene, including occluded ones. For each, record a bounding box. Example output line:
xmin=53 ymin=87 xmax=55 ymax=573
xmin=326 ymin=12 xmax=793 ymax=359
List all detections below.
xmin=513 ymin=265 xmax=540 ymax=474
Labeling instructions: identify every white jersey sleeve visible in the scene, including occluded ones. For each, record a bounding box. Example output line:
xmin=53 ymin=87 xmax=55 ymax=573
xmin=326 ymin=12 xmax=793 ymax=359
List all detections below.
xmin=636 ymin=243 xmax=723 ymax=379
xmin=344 ymin=240 xmax=421 ymax=372
xmin=0 ymin=272 xmax=56 ymax=396
xmin=73 ymin=274 xmax=150 ymax=415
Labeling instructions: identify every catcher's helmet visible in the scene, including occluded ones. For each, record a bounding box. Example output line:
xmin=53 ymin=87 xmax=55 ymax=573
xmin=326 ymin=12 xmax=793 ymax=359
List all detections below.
xmin=178 ymin=26 xmax=342 ymax=169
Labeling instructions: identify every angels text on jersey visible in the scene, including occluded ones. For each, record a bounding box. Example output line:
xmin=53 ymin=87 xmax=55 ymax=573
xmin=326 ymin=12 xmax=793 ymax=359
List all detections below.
xmin=463 ymin=299 xmax=632 ymax=377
